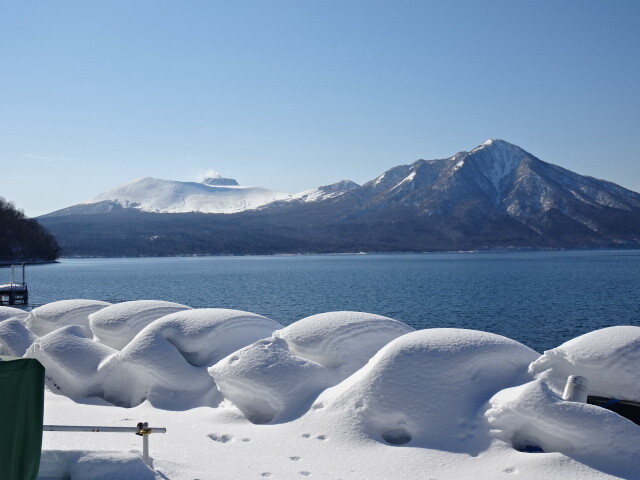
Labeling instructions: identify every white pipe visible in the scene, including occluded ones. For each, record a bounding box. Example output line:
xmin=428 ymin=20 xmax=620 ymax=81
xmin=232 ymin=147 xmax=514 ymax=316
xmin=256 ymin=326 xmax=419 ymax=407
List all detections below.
xmin=45 ymin=425 xmax=138 ymax=433
xmin=43 ymin=425 xmax=167 ymax=433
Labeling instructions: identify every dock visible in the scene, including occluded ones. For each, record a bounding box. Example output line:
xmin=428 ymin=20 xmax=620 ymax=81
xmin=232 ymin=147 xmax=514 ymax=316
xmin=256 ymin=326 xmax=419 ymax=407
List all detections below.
xmin=0 ymin=264 xmax=28 ymax=306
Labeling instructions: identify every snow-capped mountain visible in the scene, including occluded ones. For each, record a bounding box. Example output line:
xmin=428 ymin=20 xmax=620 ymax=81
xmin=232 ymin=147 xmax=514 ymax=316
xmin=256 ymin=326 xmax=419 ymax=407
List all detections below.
xmin=334 ymin=139 xmax=640 ymax=237
xmin=46 ymin=174 xmax=360 ymax=216
xmin=289 ymin=180 xmax=360 ymax=203
xmin=40 ymin=140 xmax=640 ymax=255
xmin=85 ymin=176 xmax=291 ymax=214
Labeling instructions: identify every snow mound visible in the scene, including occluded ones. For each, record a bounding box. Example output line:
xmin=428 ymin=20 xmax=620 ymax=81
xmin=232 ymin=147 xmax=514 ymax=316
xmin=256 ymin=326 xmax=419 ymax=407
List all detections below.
xmin=25 ymin=299 xmax=111 ymax=337
xmin=486 ymin=378 xmax=640 ymax=478
xmin=18 ymin=299 xmax=640 ymax=479
xmin=0 ymin=318 xmax=36 ymax=356
xmin=89 ymin=300 xmax=191 ymax=350
xmin=0 ymin=305 xmax=29 ymax=322
xmin=274 ymin=311 xmax=414 ymax=372
xmin=210 ymin=336 xmax=328 ymax=424
xmin=26 ymin=303 xmax=280 ymax=408
xmin=529 ymin=326 xmax=640 ymax=402
xmin=211 ymin=311 xmax=413 ymax=424
xmin=100 ymin=309 xmax=282 ymax=408
xmin=314 ymin=329 xmax=539 ymax=452
xmin=26 ymin=325 xmax=117 ymax=398
xmin=125 ymin=308 xmax=282 ymax=367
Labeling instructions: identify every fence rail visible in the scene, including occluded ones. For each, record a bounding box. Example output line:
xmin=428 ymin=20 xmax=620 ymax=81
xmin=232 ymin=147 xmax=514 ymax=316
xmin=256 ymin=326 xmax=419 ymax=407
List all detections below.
xmin=43 ymin=422 xmax=166 ymax=467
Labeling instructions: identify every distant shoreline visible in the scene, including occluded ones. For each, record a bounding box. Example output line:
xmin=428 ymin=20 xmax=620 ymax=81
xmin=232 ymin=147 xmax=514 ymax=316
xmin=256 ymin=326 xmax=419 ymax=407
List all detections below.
xmin=48 ymin=245 xmax=640 ymax=261
xmin=0 ymin=260 xmax=59 ymax=268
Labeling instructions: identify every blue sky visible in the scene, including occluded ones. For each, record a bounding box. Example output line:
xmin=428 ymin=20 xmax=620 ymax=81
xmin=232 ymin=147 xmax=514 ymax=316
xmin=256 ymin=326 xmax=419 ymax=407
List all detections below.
xmin=1 ymin=1 xmax=639 ymax=216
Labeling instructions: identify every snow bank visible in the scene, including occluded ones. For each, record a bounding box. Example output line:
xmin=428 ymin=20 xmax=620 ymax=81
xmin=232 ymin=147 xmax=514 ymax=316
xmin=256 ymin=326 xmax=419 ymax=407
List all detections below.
xmin=211 ymin=311 xmax=413 ymax=423
xmin=211 ymin=336 xmax=328 ymax=423
xmin=313 ymin=329 xmax=539 ymax=452
xmin=486 ymin=379 xmax=640 ymax=478
xmin=529 ymin=326 xmax=640 ymax=402
xmin=89 ymin=300 xmax=191 ymax=350
xmin=8 ymin=299 xmax=639 ymax=479
xmin=127 ymin=308 xmax=284 ymax=367
xmin=274 ymin=311 xmax=414 ymax=372
xmin=27 ymin=305 xmax=281 ymax=408
xmin=100 ymin=309 xmax=282 ymax=408
xmin=26 ymin=325 xmax=117 ymax=398
xmin=0 ymin=317 xmax=36 ymax=356
xmin=25 ymin=299 xmax=111 ymax=337
xmin=0 ymin=305 xmax=29 ymax=322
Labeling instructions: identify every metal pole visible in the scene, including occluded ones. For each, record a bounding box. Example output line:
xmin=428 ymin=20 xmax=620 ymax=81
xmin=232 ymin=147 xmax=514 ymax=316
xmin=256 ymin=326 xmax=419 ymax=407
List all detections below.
xmin=44 ymin=425 xmax=140 ymax=433
xmin=43 ymin=425 xmax=166 ymax=434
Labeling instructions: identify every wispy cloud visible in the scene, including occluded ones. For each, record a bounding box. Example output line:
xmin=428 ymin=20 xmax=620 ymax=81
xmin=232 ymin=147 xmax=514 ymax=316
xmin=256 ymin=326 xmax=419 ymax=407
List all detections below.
xmin=21 ymin=154 xmax=77 ymax=163
xmin=196 ymin=169 xmax=222 ymax=182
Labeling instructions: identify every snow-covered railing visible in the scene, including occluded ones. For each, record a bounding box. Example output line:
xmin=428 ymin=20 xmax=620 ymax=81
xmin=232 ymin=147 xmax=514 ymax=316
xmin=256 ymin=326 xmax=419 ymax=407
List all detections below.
xmin=43 ymin=422 xmax=166 ymax=467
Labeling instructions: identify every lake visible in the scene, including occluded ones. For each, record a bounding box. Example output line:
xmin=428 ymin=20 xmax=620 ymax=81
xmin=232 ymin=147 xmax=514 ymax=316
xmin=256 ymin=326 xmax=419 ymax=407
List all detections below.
xmin=13 ymin=250 xmax=640 ymax=352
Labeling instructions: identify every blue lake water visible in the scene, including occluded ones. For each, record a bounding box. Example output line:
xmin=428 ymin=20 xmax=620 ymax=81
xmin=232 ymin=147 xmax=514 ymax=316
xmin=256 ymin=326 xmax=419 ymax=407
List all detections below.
xmin=14 ymin=250 xmax=640 ymax=353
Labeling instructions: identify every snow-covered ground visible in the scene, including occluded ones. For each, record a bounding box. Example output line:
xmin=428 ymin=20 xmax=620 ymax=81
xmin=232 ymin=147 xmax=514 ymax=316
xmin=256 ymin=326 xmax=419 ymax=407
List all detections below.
xmin=1 ymin=302 xmax=639 ymax=479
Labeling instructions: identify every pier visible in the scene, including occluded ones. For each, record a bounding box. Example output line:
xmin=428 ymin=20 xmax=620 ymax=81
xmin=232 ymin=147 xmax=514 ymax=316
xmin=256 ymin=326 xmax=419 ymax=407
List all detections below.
xmin=0 ymin=264 xmax=28 ymax=306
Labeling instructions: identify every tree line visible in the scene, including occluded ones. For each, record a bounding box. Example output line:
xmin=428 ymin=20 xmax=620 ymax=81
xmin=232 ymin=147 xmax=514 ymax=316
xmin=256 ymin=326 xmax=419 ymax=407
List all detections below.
xmin=0 ymin=197 xmax=60 ymax=263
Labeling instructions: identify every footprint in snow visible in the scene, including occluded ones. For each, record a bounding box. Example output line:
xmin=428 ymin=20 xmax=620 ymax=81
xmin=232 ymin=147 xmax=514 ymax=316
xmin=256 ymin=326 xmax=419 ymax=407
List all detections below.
xmin=207 ymin=433 xmax=233 ymax=443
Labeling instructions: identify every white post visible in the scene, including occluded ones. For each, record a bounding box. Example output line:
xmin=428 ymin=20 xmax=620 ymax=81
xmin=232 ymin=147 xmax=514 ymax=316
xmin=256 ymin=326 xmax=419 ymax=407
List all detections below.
xmin=143 ymin=434 xmax=150 ymax=467
xmin=562 ymin=375 xmax=589 ymax=402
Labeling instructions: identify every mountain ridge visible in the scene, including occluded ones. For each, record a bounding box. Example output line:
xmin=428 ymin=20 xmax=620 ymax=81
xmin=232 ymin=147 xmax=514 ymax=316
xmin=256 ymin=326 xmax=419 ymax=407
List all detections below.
xmin=39 ymin=140 xmax=640 ymax=256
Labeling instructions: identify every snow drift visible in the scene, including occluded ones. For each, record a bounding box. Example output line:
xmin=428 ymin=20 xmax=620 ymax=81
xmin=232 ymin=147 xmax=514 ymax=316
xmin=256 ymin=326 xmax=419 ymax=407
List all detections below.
xmin=313 ymin=329 xmax=539 ymax=452
xmin=1 ymin=299 xmax=638 ymax=479
xmin=486 ymin=378 xmax=640 ymax=479
xmin=100 ymin=308 xmax=283 ymax=408
xmin=528 ymin=325 xmax=640 ymax=402
xmin=0 ymin=305 xmax=29 ymax=322
xmin=27 ymin=307 xmax=282 ymax=408
xmin=210 ymin=312 xmax=413 ymax=423
xmin=0 ymin=317 xmax=36 ymax=356
xmin=26 ymin=299 xmax=111 ymax=337
xmin=89 ymin=300 xmax=191 ymax=350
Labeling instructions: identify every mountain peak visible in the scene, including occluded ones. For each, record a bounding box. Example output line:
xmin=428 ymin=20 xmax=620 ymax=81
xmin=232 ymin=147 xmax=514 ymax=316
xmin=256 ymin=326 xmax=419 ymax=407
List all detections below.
xmin=462 ymin=139 xmax=534 ymax=192
xmin=197 ymin=169 xmax=240 ymax=186
xmin=476 ymin=138 xmax=519 ymax=151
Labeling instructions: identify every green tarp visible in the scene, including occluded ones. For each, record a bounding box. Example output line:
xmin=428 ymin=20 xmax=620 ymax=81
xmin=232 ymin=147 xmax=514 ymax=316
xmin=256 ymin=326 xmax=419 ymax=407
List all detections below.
xmin=0 ymin=356 xmax=44 ymax=480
